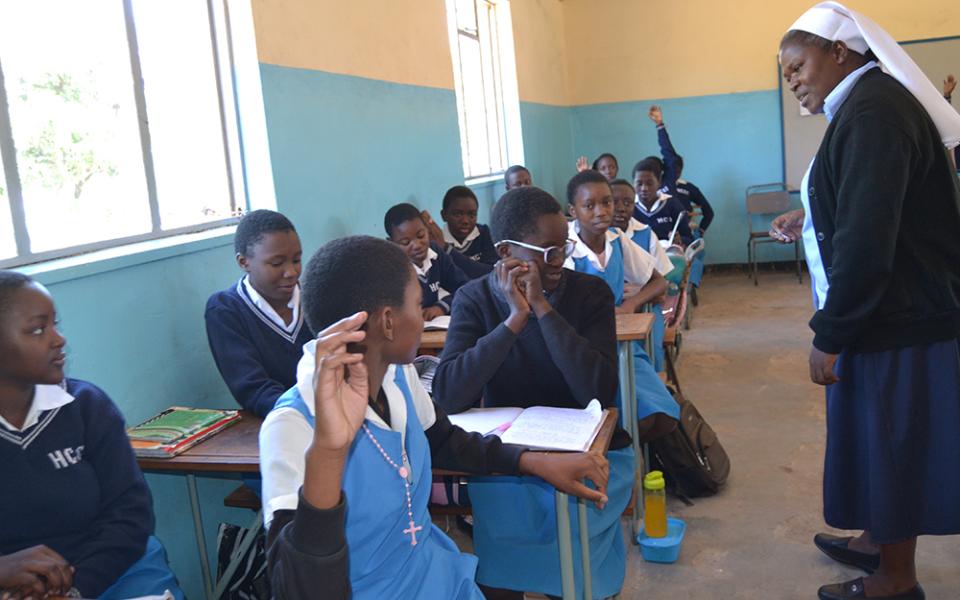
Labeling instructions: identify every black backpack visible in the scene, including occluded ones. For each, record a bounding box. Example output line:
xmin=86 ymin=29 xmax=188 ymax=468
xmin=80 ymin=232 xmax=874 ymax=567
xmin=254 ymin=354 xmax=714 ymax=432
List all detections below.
xmin=649 ymin=386 xmax=730 ymax=499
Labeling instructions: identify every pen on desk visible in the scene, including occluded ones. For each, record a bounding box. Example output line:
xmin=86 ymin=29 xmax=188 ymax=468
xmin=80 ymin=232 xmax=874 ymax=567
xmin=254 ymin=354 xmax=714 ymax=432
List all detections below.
xmin=484 ymin=422 xmax=513 ymax=436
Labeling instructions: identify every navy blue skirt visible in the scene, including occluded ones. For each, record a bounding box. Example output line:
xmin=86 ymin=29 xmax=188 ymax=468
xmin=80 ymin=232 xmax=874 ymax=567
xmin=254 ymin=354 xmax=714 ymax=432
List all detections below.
xmin=824 ymin=337 xmax=960 ymax=543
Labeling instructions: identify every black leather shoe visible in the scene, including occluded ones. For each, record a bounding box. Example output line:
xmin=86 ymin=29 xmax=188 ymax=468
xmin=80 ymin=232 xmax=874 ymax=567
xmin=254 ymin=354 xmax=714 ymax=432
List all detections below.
xmin=814 ymin=533 xmax=881 ymax=573
xmin=817 ymin=577 xmax=925 ymax=599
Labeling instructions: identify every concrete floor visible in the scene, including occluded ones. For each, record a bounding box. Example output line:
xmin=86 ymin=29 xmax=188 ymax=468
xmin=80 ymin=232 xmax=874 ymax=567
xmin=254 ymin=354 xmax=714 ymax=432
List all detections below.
xmin=449 ymin=271 xmax=960 ymax=599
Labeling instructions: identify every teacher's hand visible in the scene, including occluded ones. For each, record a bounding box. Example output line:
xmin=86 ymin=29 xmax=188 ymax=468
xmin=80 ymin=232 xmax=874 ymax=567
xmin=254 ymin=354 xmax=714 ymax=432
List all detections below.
xmin=770 ymin=209 xmax=805 ymax=243
xmin=809 ymin=346 xmax=839 ymax=386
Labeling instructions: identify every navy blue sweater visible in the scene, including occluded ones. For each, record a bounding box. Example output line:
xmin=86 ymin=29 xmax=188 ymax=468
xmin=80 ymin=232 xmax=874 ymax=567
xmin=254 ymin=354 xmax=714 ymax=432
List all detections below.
xmin=675 ymin=180 xmax=714 ymax=233
xmin=433 ymin=270 xmax=630 ymax=450
xmin=0 ymin=379 xmax=153 ymax=598
xmin=447 ymin=224 xmax=498 ymax=265
xmin=634 ymin=197 xmax=693 ymax=246
xmin=420 ymin=243 xmax=470 ymax=314
xmin=205 ymin=280 xmax=314 ymax=417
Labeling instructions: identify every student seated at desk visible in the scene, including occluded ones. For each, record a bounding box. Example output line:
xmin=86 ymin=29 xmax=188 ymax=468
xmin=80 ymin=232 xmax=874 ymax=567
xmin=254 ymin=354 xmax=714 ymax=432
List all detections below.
xmin=633 ymin=157 xmax=693 ymax=247
xmin=386 ymin=203 xmax=470 ymax=321
xmin=259 ymin=236 xmax=608 ymax=600
xmin=432 ymin=186 xmax=634 ymax=600
xmin=205 ymin=209 xmax=313 ymax=418
xmin=0 ymin=272 xmax=183 ymax=600
xmin=575 ymin=153 xmax=620 ymax=181
xmin=564 ymin=171 xmax=679 ymax=442
xmin=610 ymin=178 xmax=674 ymax=372
xmin=503 ymin=165 xmax=533 ymax=190
xmin=441 ymin=186 xmax=498 ymax=269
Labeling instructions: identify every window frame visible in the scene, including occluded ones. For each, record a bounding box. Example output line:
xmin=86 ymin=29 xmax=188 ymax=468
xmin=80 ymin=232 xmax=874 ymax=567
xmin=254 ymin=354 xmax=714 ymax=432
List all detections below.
xmin=445 ymin=0 xmax=524 ymax=183
xmin=0 ymin=0 xmax=266 ymax=269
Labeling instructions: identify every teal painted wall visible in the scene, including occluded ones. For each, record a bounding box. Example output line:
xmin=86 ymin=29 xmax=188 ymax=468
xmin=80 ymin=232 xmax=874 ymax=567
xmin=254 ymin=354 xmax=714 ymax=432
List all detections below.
xmin=520 ymin=101 xmax=576 ymax=203
xmin=260 ymin=64 xmax=465 ymax=256
xmin=570 ymin=90 xmax=800 ymax=264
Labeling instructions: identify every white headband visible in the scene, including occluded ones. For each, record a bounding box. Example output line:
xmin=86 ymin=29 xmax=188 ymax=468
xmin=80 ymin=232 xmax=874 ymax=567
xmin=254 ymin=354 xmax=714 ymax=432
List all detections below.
xmin=787 ymin=2 xmax=960 ymax=148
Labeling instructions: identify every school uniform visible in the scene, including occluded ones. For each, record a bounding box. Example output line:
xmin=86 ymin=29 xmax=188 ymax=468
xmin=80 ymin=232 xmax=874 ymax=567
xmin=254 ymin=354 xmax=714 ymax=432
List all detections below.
xmin=444 ymin=223 xmax=498 ymax=265
xmin=417 ymin=243 xmax=471 ymax=313
xmin=0 ymin=379 xmax=182 ymax=599
xmin=205 ymin=277 xmax=313 ymax=417
xmin=633 ymin=195 xmax=693 ymax=246
xmin=260 ymin=343 xmax=526 ymax=600
xmin=433 ymin=270 xmax=634 ymax=599
xmin=615 ymin=218 xmax=674 ymax=371
xmin=674 ymin=180 xmax=710 ymax=287
xmin=565 ymin=222 xmax=679 ymax=419
xmin=801 ymin=63 xmax=960 ymax=543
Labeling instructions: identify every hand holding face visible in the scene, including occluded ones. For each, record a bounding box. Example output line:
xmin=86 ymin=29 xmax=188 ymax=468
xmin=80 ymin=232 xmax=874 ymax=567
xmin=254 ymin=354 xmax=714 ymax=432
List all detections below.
xmin=496 ymin=258 xmax=531 ymax=333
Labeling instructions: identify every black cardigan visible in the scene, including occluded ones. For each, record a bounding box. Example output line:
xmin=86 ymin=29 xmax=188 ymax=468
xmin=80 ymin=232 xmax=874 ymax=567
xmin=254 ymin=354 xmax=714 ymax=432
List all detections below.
xmin=806 ymin=68 xmax=960 ymax=354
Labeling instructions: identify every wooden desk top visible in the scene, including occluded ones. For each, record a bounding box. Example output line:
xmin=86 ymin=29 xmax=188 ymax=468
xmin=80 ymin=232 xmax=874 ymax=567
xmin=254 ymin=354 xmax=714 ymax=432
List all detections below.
xmin=432 ymin=408 xmax=619 ymax=477
xmin=137 ymin=411 xmax=263 ymax=474
xmin=419 ymin=312 xmax=653 ymax=351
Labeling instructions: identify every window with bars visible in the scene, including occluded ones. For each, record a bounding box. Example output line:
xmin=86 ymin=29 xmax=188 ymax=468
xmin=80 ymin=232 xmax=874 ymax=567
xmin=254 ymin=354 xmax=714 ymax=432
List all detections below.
xmin=445 ymin=0 xmax=524 ymax=181
xmin=0 ymin=0 xmax=272 ymax=268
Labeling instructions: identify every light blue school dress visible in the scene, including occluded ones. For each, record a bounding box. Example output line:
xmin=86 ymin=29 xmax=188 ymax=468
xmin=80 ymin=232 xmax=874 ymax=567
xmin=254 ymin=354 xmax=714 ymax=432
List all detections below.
xmin=572 ymin=238 xmax=679 ymax=422
xmin=627 ymin=227 xmax=668 ymax=372
xmin=689 ymin=228 xmax=705 ymax=287
xmin=98 ymin=537 xmax=184 ymax=600
xmin=275 ymin=368 xmax=484 ymax=600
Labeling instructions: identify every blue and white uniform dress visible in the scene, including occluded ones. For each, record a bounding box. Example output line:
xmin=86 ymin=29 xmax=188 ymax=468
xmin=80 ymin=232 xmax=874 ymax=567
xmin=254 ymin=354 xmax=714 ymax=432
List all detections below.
xmin=565 ymin=223 xmax=679 ymax=423
xmin=260 ymin=343 xmax=484 ymax=599
xmin=618 ymin=218 xmax=675 ymax=372
xmin=802 ymin=62 xmax=960 ymax=543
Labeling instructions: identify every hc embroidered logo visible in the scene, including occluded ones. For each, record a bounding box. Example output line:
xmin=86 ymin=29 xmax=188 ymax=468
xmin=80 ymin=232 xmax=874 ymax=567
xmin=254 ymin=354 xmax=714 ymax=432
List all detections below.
xmin=429 ymin=282 xmax=441 ymax=293
xmin=48 ymin=445 xmax=84 ymax=469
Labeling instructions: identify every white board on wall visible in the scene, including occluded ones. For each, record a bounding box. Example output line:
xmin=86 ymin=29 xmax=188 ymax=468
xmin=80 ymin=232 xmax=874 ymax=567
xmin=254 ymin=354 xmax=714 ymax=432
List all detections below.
xmin=779 ymin=36 xmax=960 ymax=190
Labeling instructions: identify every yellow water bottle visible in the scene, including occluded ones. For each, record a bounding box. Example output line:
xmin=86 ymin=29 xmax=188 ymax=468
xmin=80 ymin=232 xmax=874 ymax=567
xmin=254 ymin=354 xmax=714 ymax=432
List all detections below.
xmin=643 ymin=470 xmax=668 ymax=538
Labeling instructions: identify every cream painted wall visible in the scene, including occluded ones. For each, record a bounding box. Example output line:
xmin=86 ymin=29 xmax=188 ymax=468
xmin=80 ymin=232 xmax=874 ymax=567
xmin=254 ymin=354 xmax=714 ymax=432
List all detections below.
xmin=562 ymin=0 xmax=960 ymax=105
xmin=510 ymin=0 xmax=570 ymax=105
xmin=252 ymin=0 xmax=455 ymax=89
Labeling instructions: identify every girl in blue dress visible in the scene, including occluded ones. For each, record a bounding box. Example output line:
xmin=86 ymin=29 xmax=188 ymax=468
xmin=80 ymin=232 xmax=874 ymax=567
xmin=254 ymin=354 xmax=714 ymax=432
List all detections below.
xmin=260 ymin=236 xmax=609 ymax=600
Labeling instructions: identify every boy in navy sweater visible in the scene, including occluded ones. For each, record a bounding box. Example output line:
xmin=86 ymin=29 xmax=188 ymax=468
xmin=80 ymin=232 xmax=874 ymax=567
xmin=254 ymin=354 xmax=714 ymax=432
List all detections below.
xmin=440 ymin=186 xmax=498 ymax=268
xmin=385 ymin=203 xmax=470 ymax=320
xmin=0 ymin=271 xmax=182 ymax=600
xmin=205 ymin=210 xmax=313 ymax=418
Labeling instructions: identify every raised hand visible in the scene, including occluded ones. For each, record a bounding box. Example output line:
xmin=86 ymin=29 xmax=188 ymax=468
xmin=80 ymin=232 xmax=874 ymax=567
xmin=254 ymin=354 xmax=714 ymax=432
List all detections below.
xmin=944 ymin=74 xmax=957 ymax=98
xmin=519 ymin=451 xmax=610 ymax=509
xmin=0 ymin=545 xmax=74 ymax=600
xmin=769 ymin=208 xmax=805 ymax=243
xmin=576 ymin=156 xmax=589 ymax=172
xmin=310 ymin=312 xmax=369 ymax=456
xmin=648 ymin=105 xmax=663 ymax=126
xmin=420 ymin=210 xmax=446 ymax=246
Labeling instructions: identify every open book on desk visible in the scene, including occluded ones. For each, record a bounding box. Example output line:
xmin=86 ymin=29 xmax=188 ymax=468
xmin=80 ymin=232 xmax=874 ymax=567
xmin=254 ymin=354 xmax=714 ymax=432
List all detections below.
xmin=424 ymin=315 xmax=451 ymax=330
xmin=447 ymin=400 xmax=606 ymax=452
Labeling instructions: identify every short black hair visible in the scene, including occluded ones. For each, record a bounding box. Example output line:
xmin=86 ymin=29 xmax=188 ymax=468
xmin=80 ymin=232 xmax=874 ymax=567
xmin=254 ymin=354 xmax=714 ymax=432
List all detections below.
xmin=633 ymin=157 xmax=663 ymax=180
xmin=0 ymin=270 xmax=33 ymax=320
xmin=234 ymin=209 xmax=297 ymax=257
xmin=301 ymin=236 xmax=413 ymax=333
xmin=490 ymin=186 xmax=563 ymax=243
xmin=442 ymin=186 xmax=478 ymax=212
xmin=779 ymin=30 xmax=876 ymax=61
xmin=566 ymin=169 xmax=610 ymax=205
xmin=610 ymin=178 xmax=635 ymax=191
xmin=384 ymin=203 xmax=423 ymax=237
xmin=592 ymin=153 xmax=618 ymax=170
xmin=504 ymin=165 xmax=530 ymax=185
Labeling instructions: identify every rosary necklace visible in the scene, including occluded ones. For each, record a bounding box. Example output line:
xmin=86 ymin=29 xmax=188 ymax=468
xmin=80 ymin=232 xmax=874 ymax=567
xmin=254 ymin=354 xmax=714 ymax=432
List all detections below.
xmin=361 ymin=423 xmax=423 ymax=545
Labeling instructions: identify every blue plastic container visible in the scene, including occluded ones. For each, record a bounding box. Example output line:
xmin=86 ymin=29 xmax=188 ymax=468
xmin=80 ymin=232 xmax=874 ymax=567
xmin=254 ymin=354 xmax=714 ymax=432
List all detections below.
xmin=636 ymin=517 xmax=686 ymax=563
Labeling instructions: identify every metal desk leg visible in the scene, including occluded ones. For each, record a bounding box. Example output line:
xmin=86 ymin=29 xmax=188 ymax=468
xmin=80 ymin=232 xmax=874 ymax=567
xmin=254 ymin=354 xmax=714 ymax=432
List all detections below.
xmin=555 ymin=491 xmax=576 ymax=600
xmin=186 ymin=474 xmax=214 ymax=600
xmin=212 ymin=509 xmax=263 ymax=600
xmin=577 ymin=498 xmax=592 ymax=600
xmin=618 ymin=341 xmax=641 ymax=540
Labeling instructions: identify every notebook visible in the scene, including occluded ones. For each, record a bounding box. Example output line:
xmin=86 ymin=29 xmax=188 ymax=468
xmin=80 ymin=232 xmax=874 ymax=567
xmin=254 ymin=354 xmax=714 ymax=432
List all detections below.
xmin=448 ymin=400 xmax=606 ymax=452
xmin=128 ymin=407 xmax=240 ymax=458
xmin=424 ymin=315 xmax=451 ymax=330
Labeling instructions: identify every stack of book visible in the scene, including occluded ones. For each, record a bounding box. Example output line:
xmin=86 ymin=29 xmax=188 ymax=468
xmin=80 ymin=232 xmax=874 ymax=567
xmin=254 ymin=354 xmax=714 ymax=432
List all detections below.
xmin=128 ymin=407 xmax=240 ymax=458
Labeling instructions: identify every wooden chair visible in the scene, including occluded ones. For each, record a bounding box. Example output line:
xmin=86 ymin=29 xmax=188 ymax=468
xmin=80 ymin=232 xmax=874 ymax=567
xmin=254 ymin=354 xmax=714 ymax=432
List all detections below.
xmin=745 ymin=183 xmax=802 ymax=285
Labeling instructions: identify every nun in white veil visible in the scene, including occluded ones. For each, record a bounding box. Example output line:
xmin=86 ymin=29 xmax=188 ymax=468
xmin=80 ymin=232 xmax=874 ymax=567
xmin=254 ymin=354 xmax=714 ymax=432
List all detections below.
xmin=771 ymin=3 xmax=960 ymax=599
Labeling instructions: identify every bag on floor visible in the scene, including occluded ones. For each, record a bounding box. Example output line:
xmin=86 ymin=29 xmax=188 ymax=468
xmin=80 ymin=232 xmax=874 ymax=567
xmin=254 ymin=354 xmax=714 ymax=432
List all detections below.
xmin=215 ymin=522 xmax=270 ymax=599
xmin=650 ymin=386 xmax=730 ymax=498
